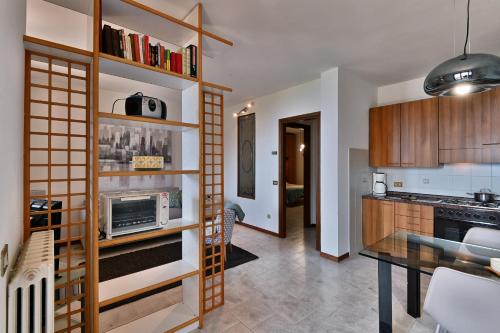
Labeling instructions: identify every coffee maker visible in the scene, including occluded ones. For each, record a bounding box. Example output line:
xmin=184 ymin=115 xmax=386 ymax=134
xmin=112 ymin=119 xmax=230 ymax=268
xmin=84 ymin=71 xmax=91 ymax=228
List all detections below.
xmin=372 ymin=172 xmax=387 ymax=196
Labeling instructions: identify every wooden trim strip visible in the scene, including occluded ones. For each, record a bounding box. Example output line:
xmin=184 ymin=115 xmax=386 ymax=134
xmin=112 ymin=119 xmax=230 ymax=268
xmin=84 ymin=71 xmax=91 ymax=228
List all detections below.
xmin=30 ymin=178 xmax=86 ymax=183
xmin=30 ymin=83 xmax=86 ymax=95
xmin=201 ymin=30 xmax=233 ymax=46
xmin=98 ymin=222 xmax=199 ymax=248
xmin=30 ymin=67 xmax=86 ymax=80
xmin=30 ymin=115 xmax=87 ymax=124
xmin=320 ymin=251 xmax=350 ymax=262
xmin=235 ymin=221 xmax=280 ymax=237
xmin=23 ymin=35 xmax=93 ymax=61
xmin=120 ymin=0 xmax=199 ymax=32
xmin=98 ymin=169 xmax=199 ymax=177
xmin=98 ymin=112 xmax=199 ymax=128
xmin=98 ymin=270 xmax=199 ymax=308
xmin=99 ymin=52 xmax=198 ymax=83
xmin=202 ymin=81 xmax=232 ymax=92
xmin=166 ymin=317 xmax=199 ymax=333
xmin=30 ymin=99 xmax=87 ymax=109
xmin=29 ymin=131 xmax=86 ymax=138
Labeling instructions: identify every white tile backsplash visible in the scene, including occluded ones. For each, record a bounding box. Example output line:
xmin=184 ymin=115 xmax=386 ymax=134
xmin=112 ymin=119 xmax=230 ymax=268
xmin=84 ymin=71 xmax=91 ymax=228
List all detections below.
xmin=378 ymin=164 xmax=500 ymax=197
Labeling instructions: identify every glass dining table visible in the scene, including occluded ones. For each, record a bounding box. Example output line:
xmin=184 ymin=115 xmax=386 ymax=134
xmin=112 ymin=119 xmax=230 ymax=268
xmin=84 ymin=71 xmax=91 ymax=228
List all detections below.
xmin=359 ymin=231 xmax=500 ymax=333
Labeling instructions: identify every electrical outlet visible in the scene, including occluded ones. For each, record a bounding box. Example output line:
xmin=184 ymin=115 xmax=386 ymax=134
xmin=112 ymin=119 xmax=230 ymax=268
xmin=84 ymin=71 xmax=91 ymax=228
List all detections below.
xmin=1 ymin=244 xmax=8 ymax=277
xmin=422 ymin=178 xmax=430 ymax=185
xmin=394 ymin=181 xmax=403 ymax=188
xmin=266 ymin=214 xmax=271 ymax=219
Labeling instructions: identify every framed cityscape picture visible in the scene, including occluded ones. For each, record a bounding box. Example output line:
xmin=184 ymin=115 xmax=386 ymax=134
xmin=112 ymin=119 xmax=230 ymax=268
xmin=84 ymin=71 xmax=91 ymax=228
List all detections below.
xmin=237 ymin=113 xmax=256 ymax=199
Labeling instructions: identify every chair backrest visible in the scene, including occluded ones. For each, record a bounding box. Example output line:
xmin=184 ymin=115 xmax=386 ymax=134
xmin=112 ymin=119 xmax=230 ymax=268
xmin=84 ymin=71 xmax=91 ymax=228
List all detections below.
xmin=423 ymin=267 xmax=500 ymax=333
xmin=463 ymin=227 xmax=500 ymax=249
xmin=217 ymin=209 xmax=236 ymax=245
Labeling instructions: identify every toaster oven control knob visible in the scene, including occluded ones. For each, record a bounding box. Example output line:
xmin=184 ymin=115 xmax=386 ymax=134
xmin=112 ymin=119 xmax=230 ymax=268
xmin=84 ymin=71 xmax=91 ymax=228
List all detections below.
xmin=489 ymin=216 xmax=496 ymax=221
xmin=473 ymin=214 xmax=480 ymax=219
xmin=456 ymin=212 xmax=463 ymax=217
xmin=465 ymin=213 xmax=471 ymax=218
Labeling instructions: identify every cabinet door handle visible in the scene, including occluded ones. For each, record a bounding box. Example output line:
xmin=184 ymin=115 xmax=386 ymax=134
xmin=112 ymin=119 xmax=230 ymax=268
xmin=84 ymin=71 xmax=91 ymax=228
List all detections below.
xmin=482 ymin=143 xmax=500 ymax=146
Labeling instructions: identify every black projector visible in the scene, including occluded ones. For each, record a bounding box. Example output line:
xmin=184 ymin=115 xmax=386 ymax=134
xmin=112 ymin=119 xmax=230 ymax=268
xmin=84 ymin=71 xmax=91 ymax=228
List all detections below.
xmin=125 ymin=92 xmax=167 ymax=119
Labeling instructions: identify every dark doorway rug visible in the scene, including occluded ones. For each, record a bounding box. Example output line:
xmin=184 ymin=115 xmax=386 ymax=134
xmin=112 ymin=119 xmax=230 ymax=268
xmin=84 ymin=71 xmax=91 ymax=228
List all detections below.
xmin=99 ymin=240 xmax=258 ymax=312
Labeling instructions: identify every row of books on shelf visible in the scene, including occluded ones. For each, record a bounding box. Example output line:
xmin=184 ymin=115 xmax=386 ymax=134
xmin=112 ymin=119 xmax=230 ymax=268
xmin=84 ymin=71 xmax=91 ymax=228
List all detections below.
xmin=101 ymin=25 xmax=197 ymax=78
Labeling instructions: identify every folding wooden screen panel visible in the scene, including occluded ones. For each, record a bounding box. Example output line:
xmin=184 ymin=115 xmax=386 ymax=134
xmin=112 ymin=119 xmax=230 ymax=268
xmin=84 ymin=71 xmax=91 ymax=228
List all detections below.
xmin=202 ymin=91 xmax=225 ymax=312
xmin=24 ymin=51 xmax=90 ymax=332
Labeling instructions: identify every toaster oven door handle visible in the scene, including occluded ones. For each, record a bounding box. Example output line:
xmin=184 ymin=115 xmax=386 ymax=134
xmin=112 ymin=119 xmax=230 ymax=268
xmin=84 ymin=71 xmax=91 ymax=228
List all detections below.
xmin=120 ymin=195 xmax=151 ymax=201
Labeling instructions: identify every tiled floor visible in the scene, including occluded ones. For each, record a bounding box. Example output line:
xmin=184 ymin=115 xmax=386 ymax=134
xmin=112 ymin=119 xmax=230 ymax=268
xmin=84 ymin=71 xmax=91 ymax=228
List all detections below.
xmin=199 ymin=206 xmax=437 ymax=333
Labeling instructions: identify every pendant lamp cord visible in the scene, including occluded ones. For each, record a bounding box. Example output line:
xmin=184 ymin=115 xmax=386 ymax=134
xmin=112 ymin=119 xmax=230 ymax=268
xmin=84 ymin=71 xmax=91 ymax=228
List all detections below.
xmin=463 ymin=0 xmax=470 ymax=56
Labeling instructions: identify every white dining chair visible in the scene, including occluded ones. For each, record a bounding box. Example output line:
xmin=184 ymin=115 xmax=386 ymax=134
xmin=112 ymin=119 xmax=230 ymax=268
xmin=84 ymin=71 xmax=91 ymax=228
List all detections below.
xmin=423 ymin=267 xmax=500 ymax=333
xmin=462 ymin=227 xmax=500 ymax=249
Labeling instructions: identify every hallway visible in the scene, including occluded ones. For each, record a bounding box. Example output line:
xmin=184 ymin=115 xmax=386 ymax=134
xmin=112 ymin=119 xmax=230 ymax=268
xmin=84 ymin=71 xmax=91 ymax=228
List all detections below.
xmin=200 ymin=220 xmax=436 ymax=332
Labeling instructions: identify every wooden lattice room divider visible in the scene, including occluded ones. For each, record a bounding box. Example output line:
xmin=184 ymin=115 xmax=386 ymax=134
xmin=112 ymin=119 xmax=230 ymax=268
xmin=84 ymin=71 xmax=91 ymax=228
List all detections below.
xmin=202 ymin=91 xmax=225 ymax=312
xmin=23 ymin=51 xmax=90 ymax=332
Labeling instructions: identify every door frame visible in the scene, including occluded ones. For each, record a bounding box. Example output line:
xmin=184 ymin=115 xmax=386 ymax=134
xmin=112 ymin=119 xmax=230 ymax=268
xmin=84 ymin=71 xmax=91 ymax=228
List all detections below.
xmin=278 ymin=112 xmax=321 ymax=250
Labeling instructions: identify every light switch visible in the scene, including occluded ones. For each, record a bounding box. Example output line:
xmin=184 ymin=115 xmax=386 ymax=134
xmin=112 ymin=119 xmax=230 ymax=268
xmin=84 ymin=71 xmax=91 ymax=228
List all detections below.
xmin=273 ymin=181 xmax=278 ymax=185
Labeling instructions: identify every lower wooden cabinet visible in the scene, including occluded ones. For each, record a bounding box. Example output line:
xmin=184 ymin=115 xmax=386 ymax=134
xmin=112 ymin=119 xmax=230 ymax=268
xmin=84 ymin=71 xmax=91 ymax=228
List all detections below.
xmin=363 ymin=199 xmax=435 ymax=248
xmin=362 ymin=198 xmax=395 ymax=246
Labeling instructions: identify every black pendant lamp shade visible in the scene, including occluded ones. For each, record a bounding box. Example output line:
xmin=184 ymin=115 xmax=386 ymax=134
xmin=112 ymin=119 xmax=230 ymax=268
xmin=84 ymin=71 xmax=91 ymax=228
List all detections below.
xmin=424 ymin=53 xmax=500 ymax=96
xmin=424 ymin=0 xmax=500 ymax=96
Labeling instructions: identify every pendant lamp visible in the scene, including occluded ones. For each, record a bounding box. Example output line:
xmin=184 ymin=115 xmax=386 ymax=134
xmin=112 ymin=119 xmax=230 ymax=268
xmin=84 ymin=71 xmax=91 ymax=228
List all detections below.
xmin=424 ymin=0 xmax=500 ymax=96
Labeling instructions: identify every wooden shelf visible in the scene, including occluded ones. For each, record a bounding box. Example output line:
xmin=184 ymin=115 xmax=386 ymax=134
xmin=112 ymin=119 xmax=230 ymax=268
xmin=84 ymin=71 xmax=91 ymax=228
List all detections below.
xmin=106 ymin=302 xmax=198 ymax=333
xmin=98 ymin=218 xmax=199 ymax=248
xmin=23 ymin=35 xmax=92 ymax=64
xmin=102 ymin=0 xmax=198 ymax=48
xmin=98 ymin=169 xmax=199 ymax=177
xmin=99 ymin=260 xmax=198 ymax=307
xmin=99 ymin=53 xmax=198 ymax=90
xmin=202 ymin=81 xmax=233 ymax=93
xmin=99 ymin=112 xmax=199 ymax=130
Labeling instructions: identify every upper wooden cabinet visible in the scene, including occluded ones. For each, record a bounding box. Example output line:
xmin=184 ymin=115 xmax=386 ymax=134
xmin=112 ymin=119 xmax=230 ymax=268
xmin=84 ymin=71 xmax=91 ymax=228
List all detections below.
xmin=438 ymin=88 xmax=499 ymax=163
xmin=369 ymin=104 xmax=401 ymax=167
xmin=400 ymin=98 xmax=439 ymax=167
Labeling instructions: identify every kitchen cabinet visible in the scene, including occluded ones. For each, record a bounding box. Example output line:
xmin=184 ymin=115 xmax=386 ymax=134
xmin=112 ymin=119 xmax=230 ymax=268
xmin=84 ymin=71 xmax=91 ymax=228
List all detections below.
xmin=369 ymin=104 xmax=401 ymax=167
xmin=400 ymin=98 xmax=439 ymax=167
xmin=394 ymin=202 xmax=433 ymax=236
xmin=438 ymin=90 xmax=492 ymax=163
xmin=362 ymin=198 xmax=395 ymax=246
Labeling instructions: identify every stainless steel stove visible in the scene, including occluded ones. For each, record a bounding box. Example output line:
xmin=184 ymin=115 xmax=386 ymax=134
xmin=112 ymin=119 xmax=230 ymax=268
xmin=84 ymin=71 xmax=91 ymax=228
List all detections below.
xmin=434 ymin=201 xmax=500 ymax=242
xmin=440 ymin=198 xmax=500 ymax=209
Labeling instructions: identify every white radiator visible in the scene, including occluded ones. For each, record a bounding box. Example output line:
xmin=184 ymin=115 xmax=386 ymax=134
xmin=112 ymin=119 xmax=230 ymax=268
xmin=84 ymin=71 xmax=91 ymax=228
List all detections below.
xmin=8 ymin=230 xmax=55 ymax=333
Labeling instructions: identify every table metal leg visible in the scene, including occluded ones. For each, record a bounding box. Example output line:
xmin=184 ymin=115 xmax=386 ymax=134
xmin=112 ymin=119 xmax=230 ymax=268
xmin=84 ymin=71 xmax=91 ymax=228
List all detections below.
xmin=407 ymin=268 xmax=421 ymax=318
xmin=378 ymin=260 xmax=392 ymax=333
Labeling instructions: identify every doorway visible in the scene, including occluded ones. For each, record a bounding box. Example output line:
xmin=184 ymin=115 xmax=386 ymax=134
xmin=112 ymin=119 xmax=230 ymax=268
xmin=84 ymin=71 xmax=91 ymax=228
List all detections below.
xmin=279 ymin=112 xmax=321 ymax=250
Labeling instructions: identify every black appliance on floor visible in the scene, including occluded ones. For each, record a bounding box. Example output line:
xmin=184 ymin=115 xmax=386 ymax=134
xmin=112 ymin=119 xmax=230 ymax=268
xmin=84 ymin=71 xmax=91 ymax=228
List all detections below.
xmin=30 ymin=199 xmax=62 ymax=272
xmin=434 ymin=206 xmax=500 ymax=242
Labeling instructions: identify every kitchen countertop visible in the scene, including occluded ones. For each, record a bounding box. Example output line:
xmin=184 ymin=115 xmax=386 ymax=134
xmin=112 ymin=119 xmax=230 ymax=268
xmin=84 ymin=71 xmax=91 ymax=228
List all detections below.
xmin=362 ymin=191 xmax=500 ymax=211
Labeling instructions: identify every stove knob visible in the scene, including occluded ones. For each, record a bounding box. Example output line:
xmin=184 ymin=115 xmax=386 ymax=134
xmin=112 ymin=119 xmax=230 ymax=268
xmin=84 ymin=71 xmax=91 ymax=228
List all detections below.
xmin=465 ymin=213 xmax=471 ymax=218
xmin=489 ymin=216 xmax=496 ymax=221
xmin=456 ymin=211 xmax=463 ymax=217
xmin=473 ymin=214 xmax=481 ymax=219
xmin=448 ymin=211 xmax=454 ymax=215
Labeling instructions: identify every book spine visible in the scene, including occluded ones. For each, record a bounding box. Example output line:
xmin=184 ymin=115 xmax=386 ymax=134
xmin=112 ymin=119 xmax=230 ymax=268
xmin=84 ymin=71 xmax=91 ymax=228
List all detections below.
xmin=166 ymin=49 xmax=171 ymax=71
xmin=190 ymin=45 xmax=197 ymax=78
xmin=138 ymin=37 xmax=145 ymax=64
xmin=186 ymin=47 xmax=191 ymax=76
xmin=160 ymin=45 xmax=165 ymax=69
xmin=126 ymin=35 xmax=132 ymax=61
xmin=120 ymin=29 xmax=126 ymax=59
xmin=135 ymin=35 xmax=140 ymax=62
xmin=143 ymin=35 xmax=149 ymax=65
xmin=182 ymin=48 xmax=187 ymax=75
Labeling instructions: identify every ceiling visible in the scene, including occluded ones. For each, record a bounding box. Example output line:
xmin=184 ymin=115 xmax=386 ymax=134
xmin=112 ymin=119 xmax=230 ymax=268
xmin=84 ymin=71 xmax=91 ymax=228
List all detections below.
xmin=48 ymin=0 xmax=500 ymax=107
xmin=190 ymin=0 xmax=500 ymax=107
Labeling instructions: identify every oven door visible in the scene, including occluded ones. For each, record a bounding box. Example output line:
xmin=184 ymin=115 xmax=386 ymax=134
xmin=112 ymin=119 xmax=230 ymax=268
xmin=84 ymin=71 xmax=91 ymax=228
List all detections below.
xmin=434 ymin=217 xmax=499 ymax=242
xmin=109 ymin=194 xmax=161 ymax=237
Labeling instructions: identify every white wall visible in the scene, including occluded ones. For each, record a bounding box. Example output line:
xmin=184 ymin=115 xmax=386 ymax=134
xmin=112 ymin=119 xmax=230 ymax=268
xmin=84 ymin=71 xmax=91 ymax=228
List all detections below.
xmin=0 ymin=1 xmax=26 ymax=331
xmin=225 ymin=68 xmax=376 ymax=257
xmin=338 ymin=69 xmax=377 ymax=254
xmin=225 ymin=79 xmax=321 ymax=233
xmin=319 ymin=68 xmax=340 ymax=255
xmin=377 ymin=77 xmax=428 ymax=105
